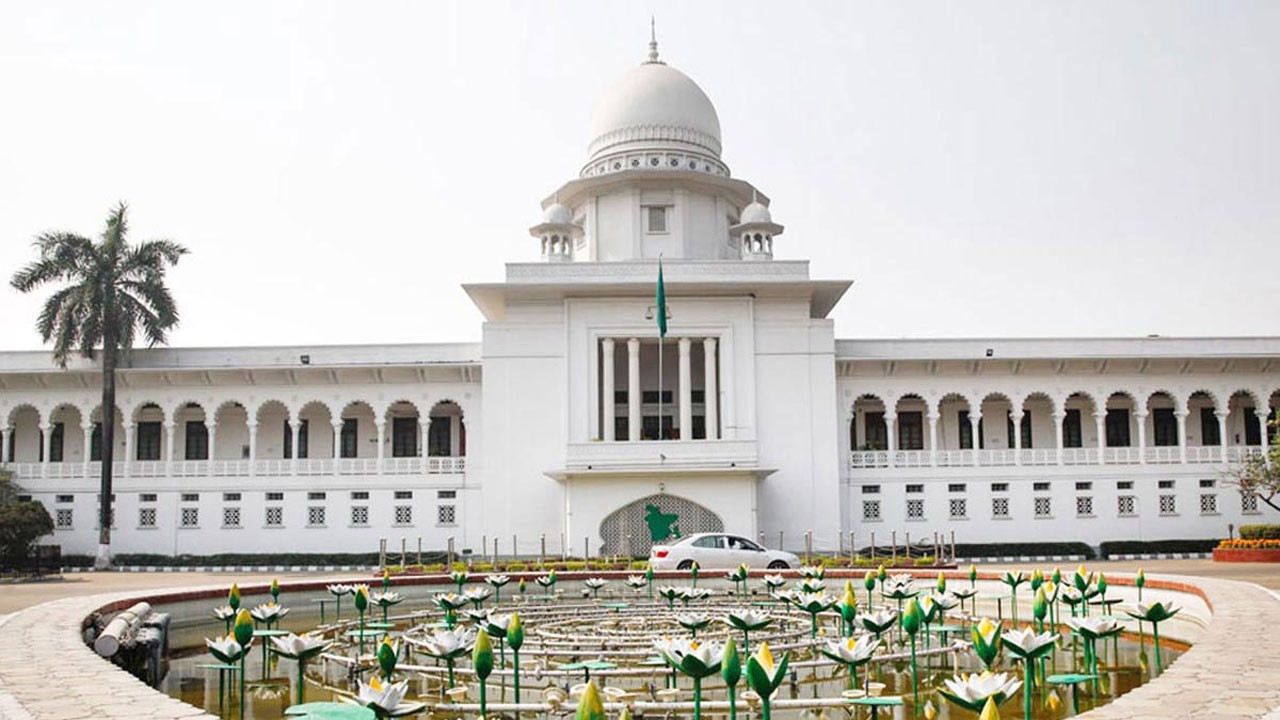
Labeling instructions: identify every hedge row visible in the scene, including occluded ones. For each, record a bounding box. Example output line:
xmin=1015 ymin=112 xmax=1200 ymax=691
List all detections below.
xmin=1098 ymin=539 xmax=1221 ymax=557
xmin=950 ymin=543 xmax=1097 ymax=560
xmin=1240 ymin=524 xmax=1280 ymax=540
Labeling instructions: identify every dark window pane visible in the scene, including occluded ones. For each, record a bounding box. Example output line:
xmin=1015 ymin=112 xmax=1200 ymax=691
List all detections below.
xmin=1064 ymin=409 xmax=1083 ymax=448
xmin=185 ymin=421 xmax=208 ymax=460
xmin=428 ymin=417 xmax=451 ymax=456
xmin=50 ymin=422 xmax=64 ymax=462
xmin=1106 ymin=408 xmax=1131 ymax=447
xmin=958 ymin=410 xmax=973 ymax=450
xmin=864 ymin=412 xmax=887 ymax=450
xmin=90 ymin=423 xmax=102 ymax=462
xmin=340 ymin=418 xmax=358 ymax=458
xmin=1200 ymin=407 xmax=1220 ymax=446
xmin=137 ymin=422 xmax=162 ymax=461
xmin=898 ymin=411 xmax=924 ymax=450
xmin=392 ymin=417 xmax=418 ymax=457
xmin=1152 ymin=408 xmax=1177 ymax=446
xmin=1244 ymin=409 xmax=1262 ymax=446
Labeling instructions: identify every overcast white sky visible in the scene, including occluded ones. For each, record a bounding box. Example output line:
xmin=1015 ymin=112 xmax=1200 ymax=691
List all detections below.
xmin=2 ymin=1 xmax=1277 ymax=351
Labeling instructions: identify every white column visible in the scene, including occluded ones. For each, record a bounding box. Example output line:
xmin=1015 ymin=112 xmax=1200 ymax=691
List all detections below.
xmin=1215 ymin=411 xmax=1228 ymax=461
xmin=678 ymin=337 xmax=692 ymax=441
xmin=81 ymin=422 xmax=94 ymax=478
xmin=331 ymin=420 xmax=343 ymax=474
xmin=376 ymin=420 xmax=386 ymax=472
xmin=1094 ymin=413 xmax=1106 ymax=465
xmin=627 ymin=338 xmax=641 ymax=441
xmin=450 ymin=416 xmax=461 ymax=456
xmin=123 ymin=423 xmax=135 ymax=475
xmin=164 ymin=422 xmax=176 ymax=469
xmin=247 ymin=422 xmax=258 ymax=477
xmin=1135 ymin=410 xmax=1148 ymax=465
xmin=1053 ymin=412 xmax=1065 ymax=466
xmin=1176 ymin=410 xmax=1188 ymax=463
xmin=703 ymin=337 xmax=719 ymax=440
xmin=970 ymin=413 xmax=981 ymax=466
xmin=41 ymin=423 xmax=53 ymax=477
xmin=1259 ymin=410 xmax=1273 ymax=467
xmin=885 ymin=413 xmax=897 ymax=468
xmin=206 ymin=422 xmax=217 ymax=476
xmin=1011 ymin=411 xmax=1023 ymax=465
xmin=290 ymin=418 xmax=302 ymax=475
xmin=421 ymin=418 xmax=431 ymax=460
xmin=0 ymin=427 xmax=7 ymax=467
xmin=927 ymin=413 xmax=939 ymax=467
xmin=602 ymin=338 xmax=616 ymax=442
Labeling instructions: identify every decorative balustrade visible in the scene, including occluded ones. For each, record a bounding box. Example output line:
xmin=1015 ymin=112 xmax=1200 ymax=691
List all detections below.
xmin=849 ymin=444 xmax=1268 ymax=469
xmin=5 ymin=455 xmax=466 ymax=481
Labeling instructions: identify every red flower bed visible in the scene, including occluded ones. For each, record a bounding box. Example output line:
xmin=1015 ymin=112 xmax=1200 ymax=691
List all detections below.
xmin=1213 ymin=547 xmax=1280 ymax=563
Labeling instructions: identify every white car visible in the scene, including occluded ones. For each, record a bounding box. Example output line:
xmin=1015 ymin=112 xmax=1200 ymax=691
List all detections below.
xmin=649 ymin=532 xmax=799 ymax=571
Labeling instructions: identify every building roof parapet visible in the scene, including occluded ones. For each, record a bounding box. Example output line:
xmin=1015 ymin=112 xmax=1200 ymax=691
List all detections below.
xmin=505 ymin=259 xmax=812 ymax=284
xmin=836 ymin=336 xmax=1280 ymax=361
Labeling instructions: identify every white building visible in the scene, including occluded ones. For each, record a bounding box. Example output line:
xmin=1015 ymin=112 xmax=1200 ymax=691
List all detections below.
xmin=2 ymin=41 xmax=1277 ymax=559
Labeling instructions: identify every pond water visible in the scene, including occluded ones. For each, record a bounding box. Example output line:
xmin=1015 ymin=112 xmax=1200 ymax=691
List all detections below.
xmin=158 ymin=581 xmax=1184 ymax=720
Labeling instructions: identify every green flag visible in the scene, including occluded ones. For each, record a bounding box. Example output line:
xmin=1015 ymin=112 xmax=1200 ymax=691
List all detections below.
xmin=655 ymin=259 xmax=668 ymax=338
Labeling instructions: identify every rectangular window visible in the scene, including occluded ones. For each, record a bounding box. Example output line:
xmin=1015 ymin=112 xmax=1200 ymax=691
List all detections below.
xmin=1033 ymin=481 xmax=1050 ymax=492
xmin=283 ymin=419 xmax=309 ymax=459
xmin=641 ymin=390 xmax=675 ymax=404
xmin=1199 ymin=494 xmax=1218 ymax=515
xmin=614 ymin=416 xmax=629 ymax=441
xmin=340 ymin=418 xmax=358 ymax=458
xmin=351 ymin=491 xmax=370 ymax=500
xmin=437 ymin=490 xmax=457 ymax=499
xmin=1199 ymin=479 xmax=1215 ymax=489
xmin=265 ymin=506 xmax=284 ymax=527
xmin=1200 ymin=407 xmax=1220 ymax=446
xmin=1118 ymin=495 xmax=1137 ymax=516
xmin=55 ymin=508 xmax=73 ymax=528
xmin=137 ymin=421 xmax=162 ymax=460
xmin=645 ymin=205 xmax=668 ymax=233
xmin=906 ymin=484 xmax=924 ymax=494
xmin=906 ymin=498 xmax=925 ymax=519
xmin=391 ymin=417 xmax=418 ymax=457
xmin=1076 ymin=496 xmax=1094 ymax=517
xmin=1105 ymin=408 xmax=1131 ymax=447
xmin=1244 ymin=410 xmax=1262 ymax=446
xmin=1020 ymin=412 xmax=1033 ymax=449
xmin=351 ymin=506 xmax=369 ymax=526
xmin=1117 ymin=480 xmax=1134 ymax=490
xmin=49 ymin=422 xmax=64 ymax=462
xmin=139 ymin=493 xmax=157 ymax=503
xmin=991 ymin=482 xmax=1009 ymax=492
xmin=223 ymin=492 xmax=241 ymax=502
xmin=394 ymin=490 xmax=413 ymax=500
xmin=222 ymin=507 xmax=241 ymax=528
xmin=1034 ymin=497 xmax=1052 ymax=517
xmin=861 ymin=485 xmax=881 ymax=494
xmin=614 ymin=390 xmax=629 ymax=404
xmin=949 ymin=498 xmax=967 ymax=519
xmin=948 ymin=483 xmax=967 ymax=492
xmin=307 ymin=506 xmax=326 ymax=527
xmin=138 ymin=507 xmax=157 ymax=528
xmin=1243 ymin=494 xmax=1260 ymax=514
xmin=898 ymin=411 xmax=924 ymax=450
xmin=180 ymin=507 xmax=199 ymax=528
xmin=437 ymin=504 xmax=457 ymax=525
xmin=863 ymin=412 xmax=888 ymax=450
xmin=1153 ymin=408 xmax=1177 ymax=446
xmin=428 ymin=417 xmax=452 ymax=456
xmin=1158 ymin=480 xmax=1175 ymax=489
xmin=958 ymin=410 xmax=974 ymax=450
xmin=90 ymin=422 xmax=102 ymax=461
xmin=1159 ymin=495 xmax=1177 ymax=516
xmin=180 ymin=493 xmax=199 ymax=502
xmin=56 ymin=494 xmax=74 ymax=503
xmin=641 ymin=415 xmax=675 ymax=440
xmin=1063 ymin=409 xmax=1083 ymax=448
xmin=992 ymin=497 xmax=1010 ymax=518
xmin=185 ymin=421 xmax=209 ymax=460
xmin=1075 ymin=482 xmax=1092 ymax=491
xmin=862 ymin=500 xmax=881 ymax=521
xmin=308 ymin=492 xmax=327 ymax=500
xmin=394 ymin=506 xmax=413 ymax=525
xmin=266 ymin=491 xmax=284 ymax=501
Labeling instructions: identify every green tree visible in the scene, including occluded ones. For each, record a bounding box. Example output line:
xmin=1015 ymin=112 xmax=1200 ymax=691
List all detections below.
xmin=0 ymin=470 xmax=53 ymax=571
xmin=1222 ymin=410 xmax=1280 ymax=514
xmin=10 ymin=203 xmax=187 ymax=568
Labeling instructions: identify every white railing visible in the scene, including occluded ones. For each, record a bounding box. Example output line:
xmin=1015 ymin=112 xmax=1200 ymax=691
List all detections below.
xmin=847 ymin=443 xmax=1268 ymax=470
xmin=565 ymin=439 xmax=759 ymax=471
xmin=1225 ymin=446 xmax=1264 ymax=463
xmin=977 ymin=449 xmax=1018 ymax=467
xmin=382 ymin=457 xmax=422 ymax=475
xmin=1104 ymin=447 xmax=1143 ymax=464
xmin=253 ymin=459 xmax=293 ymax=476
xmin=1184 ymin=446 xmax=1222 ymax=464
xmin=892 ymin=450 xmax=931 ymax=468
xmin=1061 ymin=448 xmax=1099 ymax=465
xmin=425 ymin=457 xmax=466 ymax=474
xmin=6 ymin=455 xmax=467 ymax=481
xmin=1019 ymin=448 xmax=1057 ymax=466
xmin=934 ymin=450 xmax=973 ymax=467
xmin=1144 ymin=446 xmax=1181 ymax=465
xmin=849 ymin=451 xmax=890 ymax=468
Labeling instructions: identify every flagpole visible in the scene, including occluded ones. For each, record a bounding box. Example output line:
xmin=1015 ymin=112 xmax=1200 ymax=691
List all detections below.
xmin=658 ymin=334 xmax=663 ymax=440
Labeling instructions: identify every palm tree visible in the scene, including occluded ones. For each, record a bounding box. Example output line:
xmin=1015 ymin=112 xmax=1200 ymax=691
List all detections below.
xmin=11 ymin=203 xmax=187 ymax=569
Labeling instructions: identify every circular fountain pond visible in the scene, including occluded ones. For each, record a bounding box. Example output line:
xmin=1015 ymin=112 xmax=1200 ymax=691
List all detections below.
xmin=154 ymin=570 xmax=1194 ymax=719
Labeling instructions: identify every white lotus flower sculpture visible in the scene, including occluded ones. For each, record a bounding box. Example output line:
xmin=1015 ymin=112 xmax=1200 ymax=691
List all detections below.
xmin=938 ymin=671 xmax=1022 ymax=713
xmin=249 ymin=601 xmax=290 ymax=628
xmin=205 ymin=634 xmax=249 ymax=664
xmin=349 ymin=676 xmax=426 ymax=718
xmin=818 ymin=634 xmax=880 ymax=688
xmin=270 ymin=633 xmax=333 ymax=704
xmin=583 ymin=577 xmax=609 ymax=598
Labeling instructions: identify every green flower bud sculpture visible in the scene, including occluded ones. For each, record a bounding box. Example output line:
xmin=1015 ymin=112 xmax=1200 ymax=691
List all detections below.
xmin=270 ymin=578 xmax=280 ymax=603
xmin=837 ymin=583 xmax=858 ymax=637
xmin=937 ymin=572 xmax=947 ymax=594
xmin=646 ymin=565 xmax=655 ymax=599
xmin=971 ymin=618 xmax=1003 ymax=671
xmin=690 ymin=560 xmax=700 ymax=588
xmin=354 ymin=585 xmax=371 ymax=657
xmin=1135 ymin=568 xmax=1146 ymax=601
xmin=228 ymin=583 xmax=241 ymax=612
xmin=902 ymin=598 xmax=924 ymax=707
xmin=233 ymin=609 xmax=253 ymax=719
xmin=377 ymin=637 xmax=398 ymax=681
xmin=862 ymin=571 xmax=876 ymax=609
xmin=507 ymin=612 xmax=525 ymax=703
xmin=473 ymin=628 xmax=494 ymax=717
xmin=576 ymin=680 xmax=605 ymax=720
xmin=744 ymin=642 xmax=789 ymax=720
xmin=722 ymin=638 xmax=742 ymax=720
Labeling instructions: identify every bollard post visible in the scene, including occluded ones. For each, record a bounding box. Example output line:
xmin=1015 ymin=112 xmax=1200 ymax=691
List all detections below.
xmin=561 ymin=532 xmax=568 ymax=561
xmin=584 ymin=536 xmax=591 ymax=560
xmin=512 ymin=534 xmax=518 ymax=560
xmin=759 ymin=531 xmax=766 ymax=547
xmin=951 ymin=530 xmax=957 ymax=565
xmin=838 ymin=530 xmax=845 ymax=558
xmin=891 ymin=531 xmax=897 ymax=564
xmin=870 ymin=531 xmax=876 ymax=560
xmin=379 ymin=538 xmax=387 ymax=571
xmin=850 ymin=530 xmax=856 ymax=562
xmin=447 ymin=536 xmax=455 ymax=568
xmin=804 ymin=531 xmax=813 ymax=565
xmin=400 ymin=537 xmax=407 ymax=567
xmin=905 ymin=532 xmax=911 ymax=563
xmin=624 ymin=533 xmax=632 ymax=560
xmin=493 ymin=537 xmax=499 ymax=564
xmin=540 ymin=534 xmax=546 ymax=565
xmin=778 ymin=530 xmax=784 ymax=552
xmin=416 ymin=537 xmax=422 ymax=566
xmin=482 ymin=535 xmax=487 ymax=563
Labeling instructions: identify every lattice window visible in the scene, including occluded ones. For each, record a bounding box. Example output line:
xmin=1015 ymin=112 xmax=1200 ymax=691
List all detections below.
xmin=949 ymin=498 xmax=967 ymax=519
xmin=1076 ymin=496 xmax=1094 ymax=517
xmin=1118 ymin=495 xmax=1136 ymax=517
xmin=350 ymin=506 xmax=369 ymax=526
xmin=1242 ymin=494 xmax=1260 ymax=514
xmin=138 ymin=507 xmax=157 ymax=528
xmin=598 ymin=493 xmax=725 ymax=555
xmin=394 ymin=506 xmax=413 ymax=525
xmin=906 ymin=498 xmax=925 ymax=519
xmin=222 ymin=507 xmax=241 ymax=528
xmin=180 ymin=507 xmax=199 ymax=527
xmin=55 ymin=509 xmax=73 ymax=529
xmin=1199 ymin=494 xmax=1217 ymax=515
xmin=437 ymin=504 xmax=456 ymax=526
xmin=1033 ymin=497 xmax=1052 ymax=517
xmin=992 ymin=497 xmax=1010 ymax=518
xmin=307 ymin=506 xmax=326 ymax=527
xmin=862 ymin=500 xmax=881 ymax=521
xmin=265 ymin=506 xmax=283 ymax=527
xmin=1159 ymin=495 xmax=1177 ymax=516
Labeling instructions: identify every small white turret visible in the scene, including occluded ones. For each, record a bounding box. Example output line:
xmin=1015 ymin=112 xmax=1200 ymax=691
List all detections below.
xmin=529 ymin=202 xmax=582 ymax=262
xmin=730 ymin=193 xmax=783 ymax=260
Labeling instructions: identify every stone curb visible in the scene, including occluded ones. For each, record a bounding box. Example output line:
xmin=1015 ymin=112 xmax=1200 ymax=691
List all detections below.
xmin=62 ymin=565 xmax=380 ymax=574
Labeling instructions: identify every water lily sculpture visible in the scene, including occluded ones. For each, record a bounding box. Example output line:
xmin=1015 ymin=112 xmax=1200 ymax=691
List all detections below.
xmin=485 ymin=574 xmax=511 ymax=603
xmin=790 ymin=591 xmax=837 ymax=638
xmin=675 ymin=613 xmax=712 ymax=639
xmin=1002 ymin=628 xmax=1058 ymax=720
xmin=744 ymin=642 xmax=789 ymax=720
xmin=625 ymin=575 xmax=649 ymax=594
xmin=583 ymin=577 xmax=609 ymax=598
xmin=724 ymin=609 xmax=772 ymax=655
xmin=953 ymin=585 xmax=979 ymax=615
xmin=938 ymin=671 xmax=1022 ymax=714
xmin=212 ymin=604 xmax=235 ymax=634
xmin=971 ymin=617 xmax=1003 ymax=670
xmin=1066 ymin=616 xmax=1121 ymax=685
xmin=999 ymin=571 xmax=1028 ymax=624
xmin=535 ymin=571 xmax=558 ymax=596
xmin=818 ymin=634 xmax=880 ymax=688
xmin=407 ymin=627 xmax=475 ymax=688
xmin=270 ymin=632 xmax=334 ymax=704
xmin=473 ymin=628 xmax=494 ymax=717
xmin=726 ymin=564 xmax=750 ymax=595
xmin=327 ymin=584 xmax=353 ymax=622
xmin=372 ymin=590 xmax=404 ymax=624
xmin=1124 ymin=601 xmax=1181 ymax=674
xmin=679 ymin=586 xmax=714 ymax=605
xmin=462 ymin=608 xmax=491 ymax=625
xmin=206 ymin=633 xmax=250 ymax=665
xmin=656 ymin=585 xmax=682 ymax=609
xmin=434 ymin=593 xmax=467 ymax=628
xmin=655 ymin=637 xmax=723 ymax=720
xmin=859 ymin=608 xmax=898 ymax=644
xmin=1060 ymin=586 xmax=1085 ymax=617
xmin=450 ymin=570 xmax=469 ymax=593
xmin=463 ymin=586 xmax=492 ymax=609
xmin=250 ymin=601 xmax=290 ymax=629
xmin=762 ymin=574 xmax=788 ymax=593
xmin=485 ymin=613 xmax=513 ymax=669
xmin=350 ymin=676 xmax=426 ymax=718
xmin=800 ymin=564 xmax=825 ymax=580
xmin=797 ymin=577 xmax=826 ymax=594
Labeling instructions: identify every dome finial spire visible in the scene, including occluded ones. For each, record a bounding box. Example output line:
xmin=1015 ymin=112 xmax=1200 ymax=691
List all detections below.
xmin=646 ymin=17 xmax=662 ymax=64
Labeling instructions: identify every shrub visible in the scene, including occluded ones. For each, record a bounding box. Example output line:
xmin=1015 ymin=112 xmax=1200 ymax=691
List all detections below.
xmin=1218 ymin=538 xmax=1280 ymax=549
xmin=913 ymin=556 xmax=936 ymax=567
xmin=0 ymin=500 xmax=53 ymax=570
xmin=1098 ymin=539 xmax=1220 ymax=557
xmin=506 ymin=562 xmax=528 ymax=572
xmin=1239 ymin=524 xmax=1280 ymax=540
xmin=951 ymin=542 xmax=1096 ymax=560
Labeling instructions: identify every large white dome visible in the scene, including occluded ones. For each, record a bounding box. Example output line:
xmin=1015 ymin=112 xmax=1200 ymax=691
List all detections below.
xmin=584 ymin=58 xmax=723 ymax=171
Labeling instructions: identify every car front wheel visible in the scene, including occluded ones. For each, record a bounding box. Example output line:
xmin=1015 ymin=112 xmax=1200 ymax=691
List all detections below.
xmin=677 ymin=560 xmax=695 ymax=570
xmin=767 ymin=560 xmax=790 ymax=570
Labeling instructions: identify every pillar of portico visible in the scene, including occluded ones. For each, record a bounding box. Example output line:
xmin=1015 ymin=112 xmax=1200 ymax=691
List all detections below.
xmin=627 ymin=338 xmax=641 ymax=441
xmin=1257 ymin=409 xmax=1272 ymax=463
xmin=927 ymin=413 xmax=939 ymax=467
xmin=331 ymin=420 xmax=344 ymax=475
xmin=375 ymin=420 xmax=386 ymax=472
xmin=291 ymin=418 xmax=302 ymax=475
xmin=1176 ymin=410 xmax=1188 ymax=463
xmin=81 ymin=422 xmax=94 ymax=478
xmin=206 ymin=422 xmax=218 ymax=476
xmin=1011 ymin=411 xmax=1023 ymax=465
xmin=885 ymin=413 xmax=897 ymax=468
xmin=40 ymin=423 xmax=53 ymax=477
xmin=969 ymin=413 xmax=981 ymax=467
xmin=1053 ymin=412 xmax=1065 ymax=466
xmin=678 ymin=337 xmax=692 ymax=440
xmin=1135 ymin=410 xmax=1148 ymax=465
xmin=703 ymin=337 xmax=719 ymax=440
xmin=164 ymin=422 xmax=176 ymax=469
xmin=1094 ymin=413 xmax=1106 ymax=465
xmin=247 ymin=422 xmax=258 ymax=477
xmin=602 ymin=338 xmax=616 ymax=442
xmin=0 ymin=427 xmax=8 ymax=467
xmin=421 ymin=418 xmax=432 ymax=463
xmin=123 ymin=423 xmax=135 ymax=474
xmin=1216 ymin=411 xmax=1229 ymax=461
